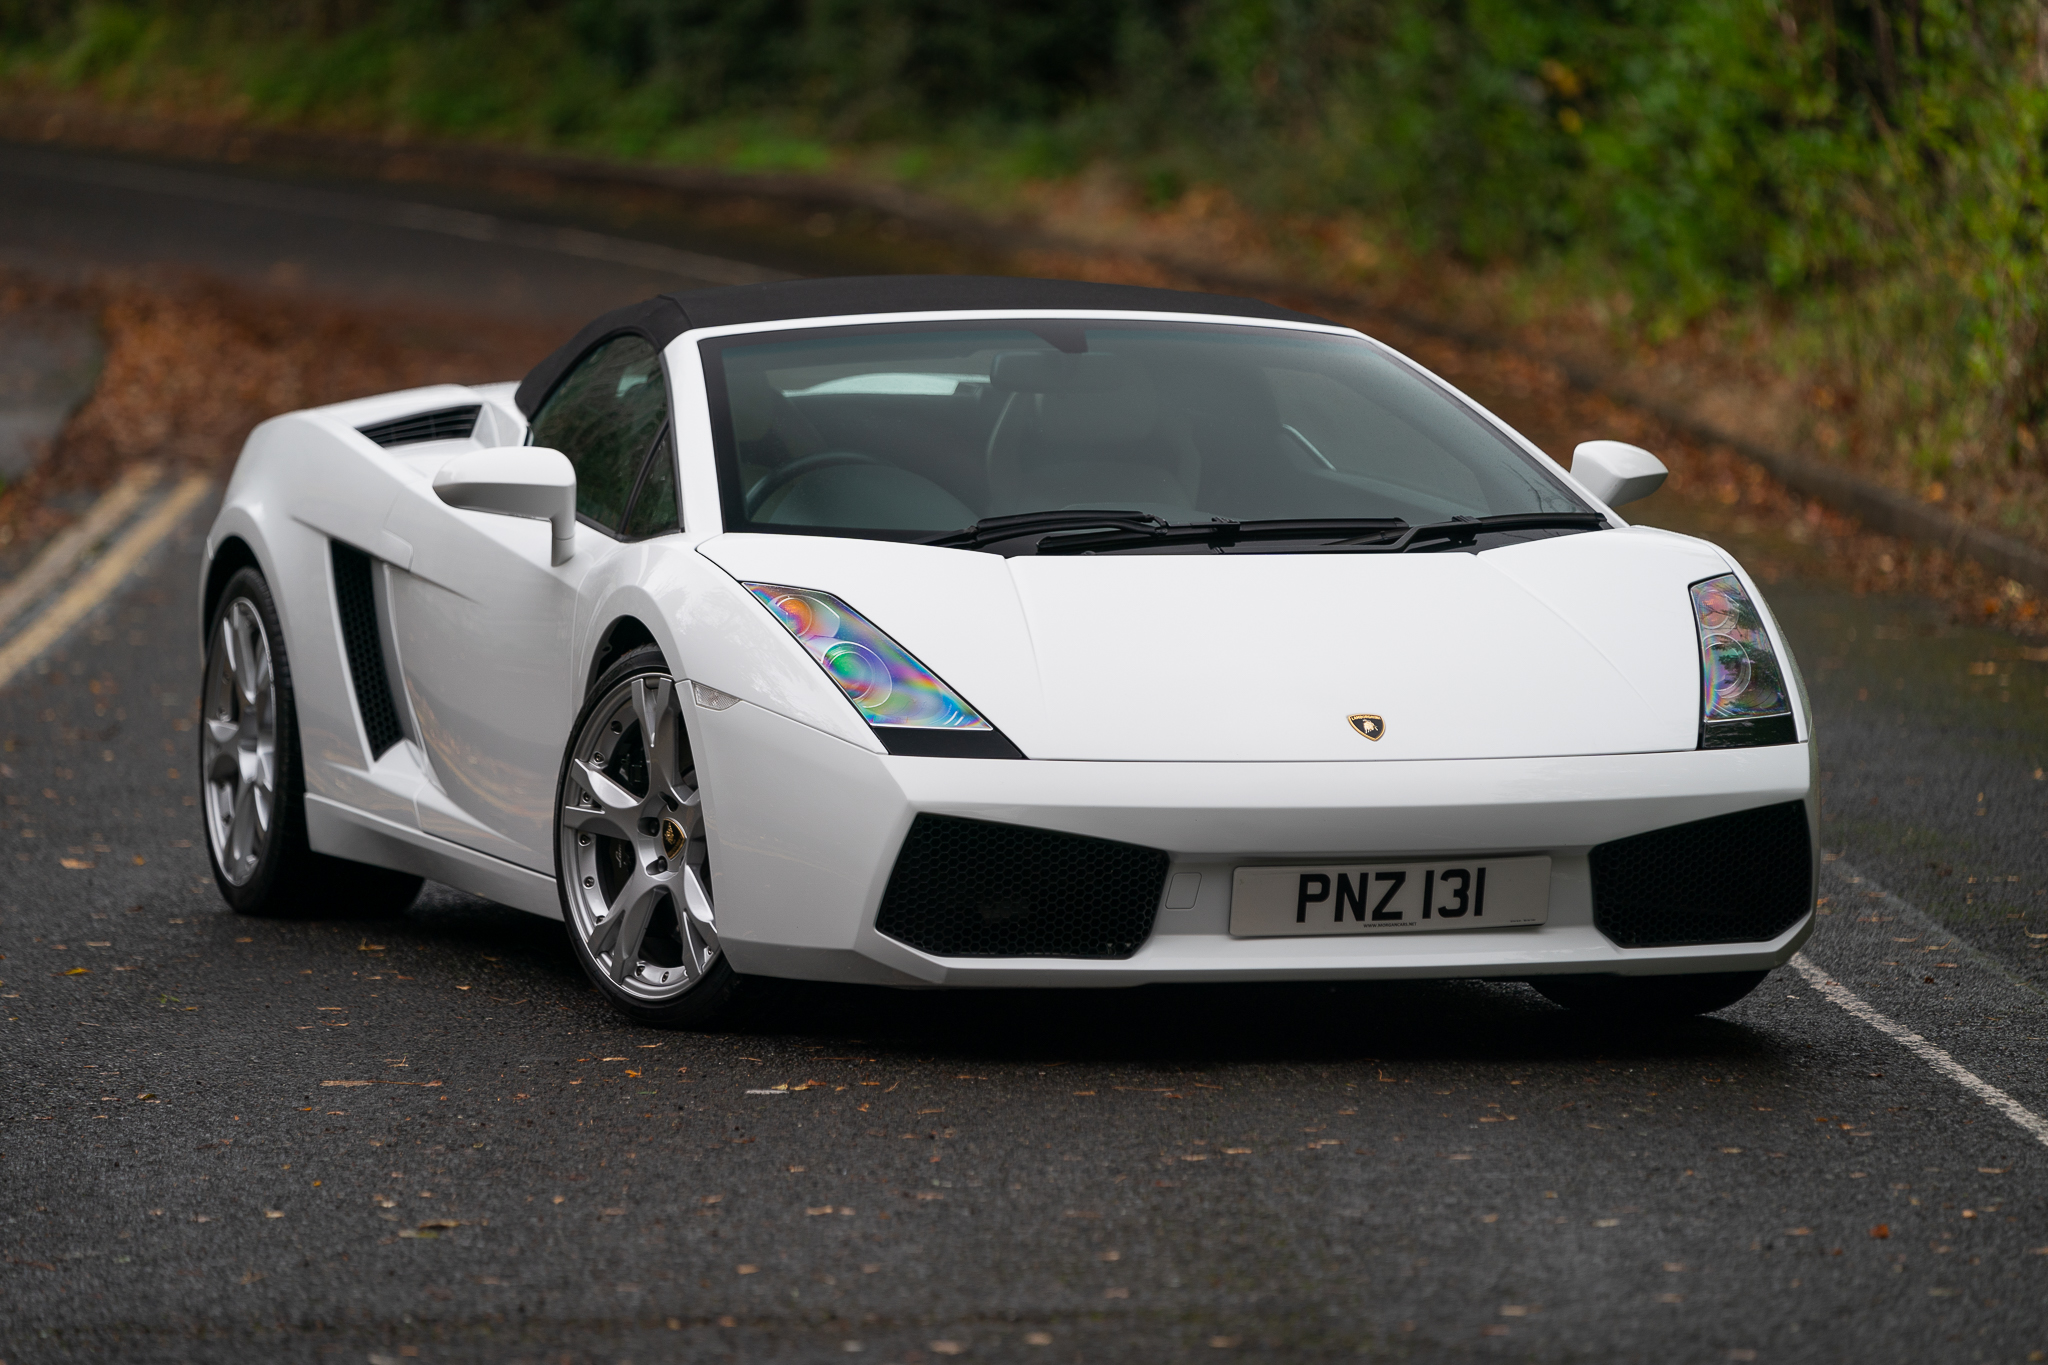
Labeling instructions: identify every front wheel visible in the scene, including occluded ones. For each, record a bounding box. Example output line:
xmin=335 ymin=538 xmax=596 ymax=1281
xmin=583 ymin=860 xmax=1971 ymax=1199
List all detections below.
xmin=1530 ymin=969 xmax=1768 ymax=1018
xmin=555 ymin=646 xmax=749 ymax=1028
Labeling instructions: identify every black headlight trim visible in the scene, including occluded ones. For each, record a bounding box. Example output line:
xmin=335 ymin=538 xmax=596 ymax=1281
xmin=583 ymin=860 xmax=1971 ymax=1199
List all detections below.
xmin=874 ymin=726 xmax=1025 ymax=759
xmin=1699 ymin=714 xmax=1798 ymax=750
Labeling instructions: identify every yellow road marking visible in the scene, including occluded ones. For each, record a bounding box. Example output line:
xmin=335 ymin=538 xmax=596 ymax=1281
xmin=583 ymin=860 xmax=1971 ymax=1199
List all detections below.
xmin=0 ymin=462 xmax=163 ymax=636
xmin=0 ymin=475 xmax=212 ymax=692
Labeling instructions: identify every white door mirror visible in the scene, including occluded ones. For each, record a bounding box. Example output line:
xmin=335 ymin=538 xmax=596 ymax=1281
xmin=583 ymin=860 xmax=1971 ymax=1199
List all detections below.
xmin=433 ymin=446 xmax=578 ymax=565
xmin=1570 ymin=440 xmax=1668 ymax=507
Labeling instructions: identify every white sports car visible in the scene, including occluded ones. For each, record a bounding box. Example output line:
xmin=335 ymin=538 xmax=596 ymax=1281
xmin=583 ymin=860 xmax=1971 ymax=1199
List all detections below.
xmin=198 ymin=276 xmax=1815 ymax=1026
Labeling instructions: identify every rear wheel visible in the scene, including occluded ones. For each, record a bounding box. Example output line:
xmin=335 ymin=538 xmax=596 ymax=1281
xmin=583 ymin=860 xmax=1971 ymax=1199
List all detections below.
xmin=555 ymin=645 xmax=748 ymax=1028
xmin=1530 ymin=970 xmax=1768 ymax=1018
xmin=200 ymin=566 xmax=423 ymax=917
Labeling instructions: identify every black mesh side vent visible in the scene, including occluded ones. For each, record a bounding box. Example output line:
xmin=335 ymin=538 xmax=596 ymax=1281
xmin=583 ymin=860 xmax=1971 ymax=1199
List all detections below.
xmin=1590 ymin=801 xmax=1812 ymax=948
xmin=875 ymin=815 xmax=1169 ymax=959
xmin=357 ymin=405 xmax=481 ymax=448
xmin=330 ymin=542 xmax=404 ymax=758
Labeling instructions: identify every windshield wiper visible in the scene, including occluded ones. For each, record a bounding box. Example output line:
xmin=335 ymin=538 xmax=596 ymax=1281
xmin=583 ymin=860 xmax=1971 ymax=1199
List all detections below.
xmin=925 ymin=510 xmax=1168 ymax=550
xmin=1030 ymin=517 xmax=1409 ymax=555
xmin=1332 ymin=511 xmax=1609 ymax=551
xmin=931 ymin=510 xmax=1606 ymax=555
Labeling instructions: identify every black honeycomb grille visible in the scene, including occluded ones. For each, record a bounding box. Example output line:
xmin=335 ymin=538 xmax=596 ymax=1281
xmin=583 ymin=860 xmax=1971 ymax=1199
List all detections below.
xmin=330 ymin=541 xmax=404 ymax=758
xmin=875 ymin=815 xmax=1169 ymax=959
xmin=357 ymin=404 xmax=480 ymax=448
xmin=1590 ymin=801 xmax=1812 ymax=948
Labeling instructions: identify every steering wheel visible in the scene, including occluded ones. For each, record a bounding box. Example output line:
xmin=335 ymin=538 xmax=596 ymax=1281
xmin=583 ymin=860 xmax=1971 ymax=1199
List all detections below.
xmin=744 ymin=451 xmax=879 ymax=519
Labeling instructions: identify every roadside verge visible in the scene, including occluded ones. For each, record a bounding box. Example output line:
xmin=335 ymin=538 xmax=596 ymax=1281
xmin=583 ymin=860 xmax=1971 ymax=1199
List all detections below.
xmin=4 ymin=98 xmax=2046 ymax=595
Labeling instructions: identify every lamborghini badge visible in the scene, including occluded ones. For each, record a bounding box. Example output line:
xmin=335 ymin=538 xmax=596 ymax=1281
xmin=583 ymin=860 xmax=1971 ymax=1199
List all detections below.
xmin=1347 ymin=714 xmax=1386 ymax=741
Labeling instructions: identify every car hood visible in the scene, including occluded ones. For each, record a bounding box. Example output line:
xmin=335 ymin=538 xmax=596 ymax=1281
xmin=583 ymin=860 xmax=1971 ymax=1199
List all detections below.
xmin=695 ymin=528 xmax=1735 ymax=761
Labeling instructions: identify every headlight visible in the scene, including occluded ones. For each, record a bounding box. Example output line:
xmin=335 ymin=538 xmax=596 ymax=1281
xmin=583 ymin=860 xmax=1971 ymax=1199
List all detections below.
xmin=745 ymin=583 xmax=991 ymax=731
xmin=1689 ymin=574 xmax=1796 ymax=748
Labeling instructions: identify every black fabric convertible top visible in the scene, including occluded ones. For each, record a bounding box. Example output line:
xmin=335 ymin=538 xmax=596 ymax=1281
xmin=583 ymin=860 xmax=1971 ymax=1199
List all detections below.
xmin=512 ymin=275 xmax=1333 ymax=416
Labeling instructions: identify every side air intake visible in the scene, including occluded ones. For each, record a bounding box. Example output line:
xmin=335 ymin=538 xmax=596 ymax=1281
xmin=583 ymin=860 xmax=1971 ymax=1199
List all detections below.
xmin=330 ymin=542 xmax=405 ymax=758
xmin=357 ymin=405 xmax=480 ymax=448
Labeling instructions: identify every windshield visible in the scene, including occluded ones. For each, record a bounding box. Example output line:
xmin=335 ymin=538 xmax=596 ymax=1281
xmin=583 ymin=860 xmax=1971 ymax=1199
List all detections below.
xmin=703 ymin=320 xmax=1587 ymax=541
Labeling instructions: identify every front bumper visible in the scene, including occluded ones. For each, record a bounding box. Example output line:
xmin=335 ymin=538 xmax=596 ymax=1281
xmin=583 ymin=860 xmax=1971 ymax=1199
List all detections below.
xmin=692 ymin=700 xmax=1816 ymax=988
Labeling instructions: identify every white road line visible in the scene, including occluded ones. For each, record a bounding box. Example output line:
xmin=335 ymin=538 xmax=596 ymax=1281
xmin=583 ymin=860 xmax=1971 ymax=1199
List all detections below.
xmin=0 ymin=147 xmax=790 ymax=288
xmin=1791 ymin=951 xmax=2048 ymax=1149
xmin=0 ymin=462 xmax=161 ymax=636
xmin=0 ymin=475 xmax=211 ymax=692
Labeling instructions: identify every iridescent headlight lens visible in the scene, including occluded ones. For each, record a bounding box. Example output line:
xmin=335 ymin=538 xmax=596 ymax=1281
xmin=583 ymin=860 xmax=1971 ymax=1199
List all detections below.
xmin=745 ymin=583 xmax=991 ymax=730
xmin=1690 ymin=574 xmax=1789 ymax=722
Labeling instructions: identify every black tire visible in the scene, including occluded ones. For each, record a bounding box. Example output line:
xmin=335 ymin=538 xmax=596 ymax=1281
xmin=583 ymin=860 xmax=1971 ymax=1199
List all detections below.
xmin=199 ymin=566 xmax=423 ymax=918
xmin=1530 ymin=969 xmax=1768 ymax=1018
xmin=554 ymin=644 xmax=752 ymax=1029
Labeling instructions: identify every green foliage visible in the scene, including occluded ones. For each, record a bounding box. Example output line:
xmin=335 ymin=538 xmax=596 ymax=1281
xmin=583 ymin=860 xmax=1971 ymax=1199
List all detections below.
xmin=52 ymin=3 xmax=161 ymax=82
xmin=13 ymin=0 xmax=2048 ymax=482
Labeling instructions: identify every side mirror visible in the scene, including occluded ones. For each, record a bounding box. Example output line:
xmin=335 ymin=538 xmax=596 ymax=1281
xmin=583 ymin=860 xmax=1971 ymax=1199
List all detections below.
xmin=433 ymin=447 xmax=577 ymax=565
xmin=1570 ymin=440 xmax=1668 ymax=508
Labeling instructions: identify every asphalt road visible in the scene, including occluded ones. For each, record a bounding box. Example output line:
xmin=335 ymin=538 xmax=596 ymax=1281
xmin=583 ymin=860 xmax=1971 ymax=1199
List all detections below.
xmin=0 ymin=141 xmax=786 ymax=325
xmin=2 ymin=143 xmax=2046 ymax=1364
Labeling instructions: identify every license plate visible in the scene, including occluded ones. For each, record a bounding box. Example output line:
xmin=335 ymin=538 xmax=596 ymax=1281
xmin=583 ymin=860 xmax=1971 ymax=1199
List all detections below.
xmin=1229 ymin=856 xmax=1550 ymax=937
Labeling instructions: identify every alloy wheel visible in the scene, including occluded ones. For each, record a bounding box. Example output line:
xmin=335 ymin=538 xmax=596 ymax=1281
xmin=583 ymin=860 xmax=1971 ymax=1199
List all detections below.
xmin=559 ymin=673 xmax=718 ymax=1001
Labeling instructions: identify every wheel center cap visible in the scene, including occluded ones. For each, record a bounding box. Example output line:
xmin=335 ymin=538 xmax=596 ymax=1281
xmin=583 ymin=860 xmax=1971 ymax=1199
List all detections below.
xmin=660 ymin=818 xmax=686 ymax=860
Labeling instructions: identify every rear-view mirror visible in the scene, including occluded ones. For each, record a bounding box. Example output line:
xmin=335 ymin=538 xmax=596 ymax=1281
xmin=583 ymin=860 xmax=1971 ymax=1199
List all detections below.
xmin=432 ymin=446 xmax=578 ymax=565
xmin=1570 ymin=440 xmax=1668 ymax=507
xmin=988 ymin=351 xmax=1132 ymax=393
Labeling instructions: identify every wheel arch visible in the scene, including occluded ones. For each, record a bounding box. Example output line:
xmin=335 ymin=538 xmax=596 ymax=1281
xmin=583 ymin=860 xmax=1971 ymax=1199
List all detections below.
xmin=201 ymin=534 xmax=262 ymax=643
xmin=586 ymin=613 xmax=666 ymax=696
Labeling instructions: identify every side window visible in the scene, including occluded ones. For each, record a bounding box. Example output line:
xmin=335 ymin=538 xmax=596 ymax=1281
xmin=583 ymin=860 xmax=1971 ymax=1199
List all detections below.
xmin=530 ymin=334 xmax=669 ymax=531
xmin=622 ymin=427 xmax=680 ymax=539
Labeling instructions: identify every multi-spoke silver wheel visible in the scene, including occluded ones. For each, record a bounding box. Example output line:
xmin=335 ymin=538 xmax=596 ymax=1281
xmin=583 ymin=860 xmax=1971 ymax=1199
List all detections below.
xmin=201 ymin=597 xmax=278 ymax=887
xmin=558 ymin=671 xmax=719 ymax=1002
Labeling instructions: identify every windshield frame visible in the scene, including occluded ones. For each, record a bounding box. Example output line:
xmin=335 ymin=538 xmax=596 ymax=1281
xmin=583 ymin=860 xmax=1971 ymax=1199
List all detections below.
xmin=695 ymin=313 xmax=1590 ymax=544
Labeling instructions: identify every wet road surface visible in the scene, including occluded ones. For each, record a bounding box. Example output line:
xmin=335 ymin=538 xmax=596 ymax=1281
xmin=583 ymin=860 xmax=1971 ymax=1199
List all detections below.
xmin=1 ymin=142 xmax=2044 ymax=1364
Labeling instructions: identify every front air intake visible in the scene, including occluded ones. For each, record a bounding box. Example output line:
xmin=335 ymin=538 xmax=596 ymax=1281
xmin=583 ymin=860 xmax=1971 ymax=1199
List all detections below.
xmin=875 ymin=814 xmax=1169 ymax=959
xmin=330 ymin=542 xmax=405 ymax=758
xmin=1589 ymin=801 xmax=1812 ymax=948
xmin=357 ymin=404 xmax=480 ymax=448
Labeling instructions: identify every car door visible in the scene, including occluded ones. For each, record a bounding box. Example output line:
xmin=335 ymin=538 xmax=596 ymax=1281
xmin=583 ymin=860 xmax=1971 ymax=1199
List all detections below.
xmin=380 ymin=333 xmax=674 ymax=870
